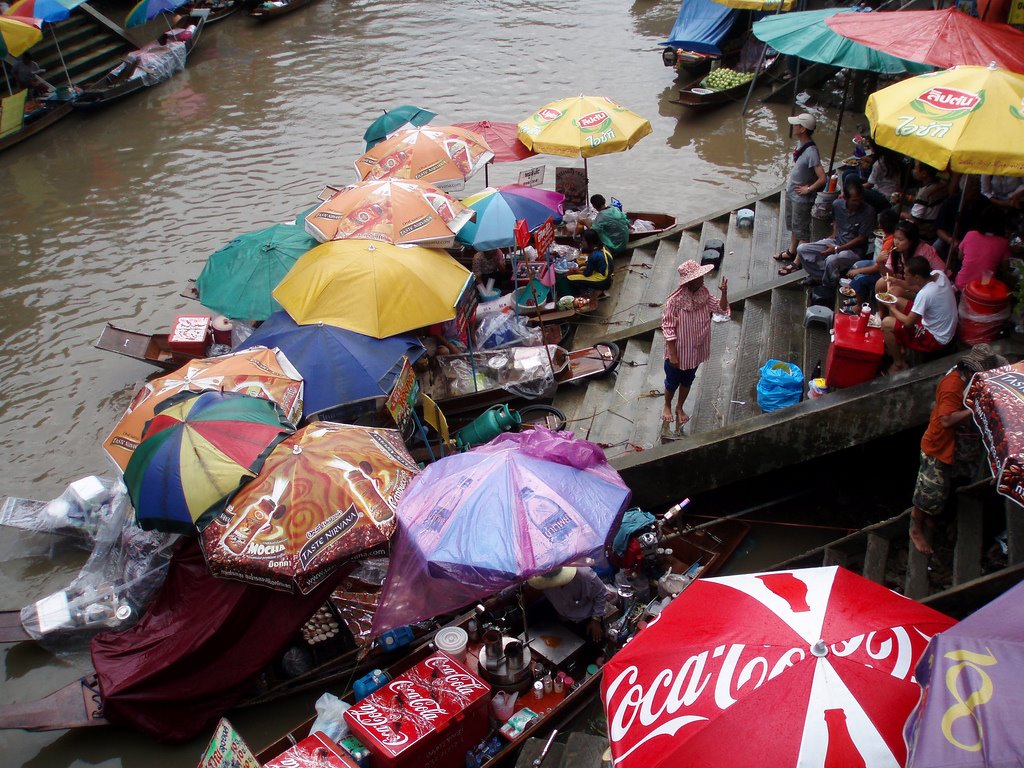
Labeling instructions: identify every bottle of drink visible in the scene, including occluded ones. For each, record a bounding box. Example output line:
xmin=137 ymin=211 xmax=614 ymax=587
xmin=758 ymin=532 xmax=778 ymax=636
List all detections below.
xmin=662 ymin=498 xmax=690 ymax=525
xmin=520 ymin=487 xmax=578 ymax=543
xmin=331 ymin=456 xmax=394 ymax=525
xmin=423 ymin=477 xmax=473 ymax=533
xmin=221 ymin=497 xmax=274 ymax=556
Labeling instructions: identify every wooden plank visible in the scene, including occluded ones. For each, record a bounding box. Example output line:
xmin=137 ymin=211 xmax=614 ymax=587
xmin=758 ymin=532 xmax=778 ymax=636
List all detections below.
xmin=863 ymin=533 xmax=890 ymax=584
xmin=587 ymin=339 xmax=652 ymax=459
xmin=1006 ymin=498 xmax=1024 ymax=566
xmin=751 ymin=194 xmax=782 ymax=286
xmin=765 ymin=285 xmax=806 ymax=371
xmin=921 ymin=562 xmax=1024 ymax=619
xmin=688 ymin=317 xmax=742 ymax=436
xmin=823 ymin=548 xmax=848 ymax=568
xmin=631 ymin=334 xmax=668 ymax=450
xmin=904 ymin=538 xmax=931 ymax=600
xmin=953 ymin=497 xmax=984 ymax=586
xmin=726 ymin=298 xmax=769 ymax=423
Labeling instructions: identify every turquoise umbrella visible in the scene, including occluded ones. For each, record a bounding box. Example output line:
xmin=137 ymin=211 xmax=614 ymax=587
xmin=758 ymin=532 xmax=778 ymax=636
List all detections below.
xmin=363 ymin=104 xmax=436 ymax=151
xmin=195 ymin=223 xmax=318 ymax=322
xmin=752 ymin=9 xmax=934 ymax=74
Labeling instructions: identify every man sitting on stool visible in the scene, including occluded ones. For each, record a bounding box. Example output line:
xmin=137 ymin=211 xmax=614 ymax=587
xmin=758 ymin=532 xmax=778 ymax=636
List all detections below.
xmin=528 ymin=566 xmax=608 ymax=643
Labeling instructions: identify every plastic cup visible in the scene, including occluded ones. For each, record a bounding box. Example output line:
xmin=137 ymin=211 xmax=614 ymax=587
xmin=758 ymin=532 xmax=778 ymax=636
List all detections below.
xmin=435 ymin=626 xmax=468 ymax=663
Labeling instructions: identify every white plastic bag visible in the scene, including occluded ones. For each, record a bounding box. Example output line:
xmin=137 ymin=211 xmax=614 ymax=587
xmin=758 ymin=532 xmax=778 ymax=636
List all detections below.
xmin=311 ymin=692 xmax=351 ymax=742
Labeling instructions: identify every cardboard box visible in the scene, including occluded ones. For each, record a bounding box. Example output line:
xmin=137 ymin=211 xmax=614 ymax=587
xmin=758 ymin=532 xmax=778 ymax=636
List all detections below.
xmin=344 ymin=652 xmax=491 ymax=768
xmin=263 ymin=732 xmax=360 ymax=768
xmin=168 ymin=315 xmax=211 ymax=355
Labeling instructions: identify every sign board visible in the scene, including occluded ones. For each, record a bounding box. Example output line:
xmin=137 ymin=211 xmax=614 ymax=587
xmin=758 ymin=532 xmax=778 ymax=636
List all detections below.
xmin=1010 ymin=0 xmax=1024 ymax=24
xmin=517 ymin=165 xmax=546 ymax=188
xmin=514 ymin=218 xmax=531 ymax=249
xmin=534 ymin=216 xmax=556 ymax=259
xmin=453 ymin=277 xmax=479 ymax=337
xmin=197 ymin=718 xmax=260 ymax=768
xmin=555 ymin=166 xmax=588 ymax=210
xmin=385 ymin=357 xmax=419 ymax=430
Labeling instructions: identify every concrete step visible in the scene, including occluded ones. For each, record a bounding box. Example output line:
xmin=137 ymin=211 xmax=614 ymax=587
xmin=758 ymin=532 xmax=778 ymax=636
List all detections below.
xmin=687 ymin=315 xmax=742 ymax=436
xmin=750 ymin=194 xmax=784 ymax=286
xmin=585 ymin=338 xmax=653 ymax=458
xmin=631 ymin=333 xmax=667 ymax=449
xmin=637 ymin=231 xmax=695 ymax=327
xmin=765 ymin=285 xmax=808 ymax=370
xmin=726 ymin=297 xmax=770 ymax=423
xmin=604 ymin=245 xmax=664 ymax=332
xmin=563 ymin=368 xmax=619 ymax=445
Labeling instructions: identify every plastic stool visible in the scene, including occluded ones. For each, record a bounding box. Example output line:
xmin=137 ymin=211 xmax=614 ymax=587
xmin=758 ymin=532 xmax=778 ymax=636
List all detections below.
xmin=803 ymin=305 xmax=834 ymax=329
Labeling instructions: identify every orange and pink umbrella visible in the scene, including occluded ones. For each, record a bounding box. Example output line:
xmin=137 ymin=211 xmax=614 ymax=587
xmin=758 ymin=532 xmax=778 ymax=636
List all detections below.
xmin=304 ymin=178 xmax=473 ymax=248
xmin=353 ymin=125 xmax=494 ymax=193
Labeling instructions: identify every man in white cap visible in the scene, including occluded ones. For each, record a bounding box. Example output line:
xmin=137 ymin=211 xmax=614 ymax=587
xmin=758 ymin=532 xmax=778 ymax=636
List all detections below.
xmin=776 ymin=113 xmax=827 ymax=276
xmin=660 ymin=260 xmax=729 ymax=436
xmin=528 ymin=566 xmax=609 ymax=642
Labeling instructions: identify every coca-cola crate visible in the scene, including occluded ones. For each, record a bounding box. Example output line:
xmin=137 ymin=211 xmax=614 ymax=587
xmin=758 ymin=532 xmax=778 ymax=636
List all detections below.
xmin=344 ymin=652 xmax=491 ymax=768
xmin=168 ymin=315 xmax=211 ymax=355
xmin=263 ymin=731 xmax=360 ymax=768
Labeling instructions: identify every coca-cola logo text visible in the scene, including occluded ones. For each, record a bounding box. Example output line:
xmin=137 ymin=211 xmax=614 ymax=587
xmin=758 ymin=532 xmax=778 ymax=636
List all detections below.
xmin=347 ymin=704 xmax=410 ymax=748
xmin=424 ymin=656 xmax=488 ymax=696
xmin=390 ymin=680 xmax=448 ymax=721
xmin=605 ymin=627 xmax=924 ymax=762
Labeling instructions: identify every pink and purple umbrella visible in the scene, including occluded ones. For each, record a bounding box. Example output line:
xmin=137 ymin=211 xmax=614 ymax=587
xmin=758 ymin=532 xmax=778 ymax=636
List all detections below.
xmin=370 ymin=428 xmax=630 ymax=635
xmin=904 ymin=580 xmax=1024 ymax=766
xmin=456 ymin=183 xmax=565 ymax=251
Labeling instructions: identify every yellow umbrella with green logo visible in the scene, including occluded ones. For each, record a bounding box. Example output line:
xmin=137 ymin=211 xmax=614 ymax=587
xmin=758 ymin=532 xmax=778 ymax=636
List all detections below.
xmin=516 ymin=94 xmax=652 ymax=159
xmin=866 ymin=64 xmax=1024 ymax=175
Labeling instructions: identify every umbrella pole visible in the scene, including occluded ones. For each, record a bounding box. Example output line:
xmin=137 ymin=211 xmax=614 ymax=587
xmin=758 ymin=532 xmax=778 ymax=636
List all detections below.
xmin=825 ymin=70 xmax=850 ymax=178
xmin=412 ymin=411 xmax=436 ymax=462
xmin=467 ymin=329 xmax=479 ymax=393
xmin=947 ymin=177 xmax=969 ymax=275
xmin=583 ymin=157 xmax=589 ymax=201
xmin=50 ymin=27 xmax=74 ymax=89
xmin=741 ymin=42 xmax=770 ymax=116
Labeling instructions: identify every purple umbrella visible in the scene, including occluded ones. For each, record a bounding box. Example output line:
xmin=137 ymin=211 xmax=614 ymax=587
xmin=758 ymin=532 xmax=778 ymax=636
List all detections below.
xmin=370 ymin=428 xmax=630 ymax=635
xmin=904 ymin=580 xmax=1024 ymax=766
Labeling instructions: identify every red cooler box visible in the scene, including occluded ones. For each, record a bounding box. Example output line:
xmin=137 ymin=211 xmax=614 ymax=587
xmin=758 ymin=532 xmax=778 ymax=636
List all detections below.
xmin=168 ymin=315 xmax=211 ymax=355
xmin=344 ymin=652 xmax=491 ymax=768
xmin=825 ymin=313 xmax=884 ymax=388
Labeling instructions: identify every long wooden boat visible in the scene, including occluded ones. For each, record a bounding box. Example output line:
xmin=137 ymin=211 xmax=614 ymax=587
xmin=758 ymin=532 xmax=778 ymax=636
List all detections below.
xmin=0 ymin=97 xmax=75 ymax=154
xmin=200 ymin=0 xmax=243 ymax=23
xmin=0 ymin=517 xmax=748 ymax=737
xmin=94 ymin=323 xmax=201 ymax=371
xmin=250 ymin=0 xmax=319 ymax=19
xmin=254 ymin=518 xmax=749 ymax=766
xmin=626 ymin=211 xmax=676 ymax=242
xmin=72 ymin=9 xmax=207 ymax=111
xmin=672 ymin=78 xmax=753 ymax=110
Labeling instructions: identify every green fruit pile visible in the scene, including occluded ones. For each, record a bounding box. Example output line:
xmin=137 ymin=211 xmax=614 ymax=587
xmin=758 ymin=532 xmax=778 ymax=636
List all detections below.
xmin=700 ymin=68 xmax=755 ymax=91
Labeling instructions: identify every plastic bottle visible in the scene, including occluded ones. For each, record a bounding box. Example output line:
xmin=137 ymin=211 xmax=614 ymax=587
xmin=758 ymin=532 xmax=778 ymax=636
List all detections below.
xmin=520 ymin=487 xmax=578 ymax=543
xmin=663 ymin=498 xmax=691 ymax=524
xmin=855 ymin=303 xmax=871 ymax=335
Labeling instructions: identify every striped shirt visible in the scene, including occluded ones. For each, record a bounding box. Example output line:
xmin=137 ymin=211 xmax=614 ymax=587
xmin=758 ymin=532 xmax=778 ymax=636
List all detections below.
xmin=661 ymin=285 xmax=729 ymax=369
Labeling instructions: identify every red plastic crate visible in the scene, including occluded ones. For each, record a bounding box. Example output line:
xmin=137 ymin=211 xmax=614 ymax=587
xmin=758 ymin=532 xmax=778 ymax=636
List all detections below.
xmin=263 ymin=732 xmax=361 ymax=768
xmin=826 ymin=312 xmax=884 ymax=388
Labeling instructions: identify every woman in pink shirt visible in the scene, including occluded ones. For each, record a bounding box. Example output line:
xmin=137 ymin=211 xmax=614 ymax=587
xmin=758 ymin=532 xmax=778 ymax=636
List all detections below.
xmin=877 ymin=220 xmax=947 ymax=301
xmin=955 ymin=206 xmax=1011 ymax=291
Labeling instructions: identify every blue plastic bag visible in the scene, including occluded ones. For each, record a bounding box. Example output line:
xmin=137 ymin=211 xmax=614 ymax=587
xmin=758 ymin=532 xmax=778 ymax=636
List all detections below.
xmin=756 ymin=359 xmax=803 ymax=412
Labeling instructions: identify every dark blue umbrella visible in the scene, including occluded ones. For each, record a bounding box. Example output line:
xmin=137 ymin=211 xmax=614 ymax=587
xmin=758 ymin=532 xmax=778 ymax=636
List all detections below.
xmin=237 ymin=311 xmax=425 ymax=419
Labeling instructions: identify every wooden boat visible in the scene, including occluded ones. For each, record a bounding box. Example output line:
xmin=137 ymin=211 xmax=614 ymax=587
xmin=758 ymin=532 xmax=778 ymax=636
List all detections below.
xmin=200 ymin=0 xmax=243 ymax=23
xmin=72 ymin=9 xmax=207 ymax=111
xmin=250 ymin=0 xmax=320 ymax=20
xmin=94 ymin=323 xmax=203 ymax=371
xmin=627 ymin=211 xmax=677 ymax=242
xmin=0 ymin=97 xmax=74 ymax=154
xmin=421 ymin=343 xmax=622 ymax=421
xmin=672 ymin=78 xmax=753 ymax=110
xmin=254 ymin=517 xmax=749 ymax=767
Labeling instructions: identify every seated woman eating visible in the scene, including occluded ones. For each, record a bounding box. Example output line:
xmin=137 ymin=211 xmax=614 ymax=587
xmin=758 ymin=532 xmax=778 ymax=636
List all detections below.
xmin=846 ymin=207 xmax=898 ymax=308
xmin=556 ymin=229 xmax=613 ymax=299
xmin=875 ymin=220 xmax=946 ymax=304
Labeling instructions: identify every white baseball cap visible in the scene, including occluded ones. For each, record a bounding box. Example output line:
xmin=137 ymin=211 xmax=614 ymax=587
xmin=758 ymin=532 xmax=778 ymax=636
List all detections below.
xmin=787 ymin=113 xmax=817 ymax=131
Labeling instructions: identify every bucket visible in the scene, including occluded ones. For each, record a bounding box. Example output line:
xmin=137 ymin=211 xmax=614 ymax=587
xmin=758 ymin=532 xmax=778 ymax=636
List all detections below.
xmin=963 ymin=277 xmax=1009 ymax=315
xmin=811 ymin=190 xmax=838 ymax=221
xmin=435 ymin=626 xmax=468 ymax=663
xmin=515 ymin=278 xmax=550 ymax=311
xmin=211 ymin=315 xmax=234 ymax=345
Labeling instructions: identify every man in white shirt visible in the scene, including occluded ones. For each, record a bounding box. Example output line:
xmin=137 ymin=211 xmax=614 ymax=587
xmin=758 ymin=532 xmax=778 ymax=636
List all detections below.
xmin=881 ymin=255 xmax=957 ymax=372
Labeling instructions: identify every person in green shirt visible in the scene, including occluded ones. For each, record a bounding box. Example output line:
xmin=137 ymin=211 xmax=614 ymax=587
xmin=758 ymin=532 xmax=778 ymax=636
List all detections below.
xmin=577 ymin=194 xmax=630 ymax=255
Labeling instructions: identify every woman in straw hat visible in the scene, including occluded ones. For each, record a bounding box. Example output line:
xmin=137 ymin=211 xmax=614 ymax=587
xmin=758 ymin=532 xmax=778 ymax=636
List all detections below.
xmin=660 ymin=261 xmax=729 ymax=436
xmin=909 ymin=344 xmax=1008 ymax=555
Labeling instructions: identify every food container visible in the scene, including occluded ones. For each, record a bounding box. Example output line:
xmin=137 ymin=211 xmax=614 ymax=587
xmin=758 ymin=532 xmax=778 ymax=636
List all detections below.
xmin=168 ymin=315 xmax=211 ymax=355
xmin=434 ymin=626 xmax=468 ymax=663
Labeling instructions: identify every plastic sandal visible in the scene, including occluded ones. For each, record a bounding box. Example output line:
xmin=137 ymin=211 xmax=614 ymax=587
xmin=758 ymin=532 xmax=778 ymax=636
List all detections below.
xmin=778 ymin=262 xmax=800 ymax=276
xmin=773 ymin=249 xmax=796 ymax=262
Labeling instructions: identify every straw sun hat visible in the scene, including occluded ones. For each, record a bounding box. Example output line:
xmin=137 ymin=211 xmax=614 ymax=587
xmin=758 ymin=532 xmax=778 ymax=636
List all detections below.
xmin=527 ymin=567 xmax=577 ymax=590
xmin=960 ymin=344 xmax=1008 ymax=374
xmin=676 ymin=260 xmax=715 ymax=284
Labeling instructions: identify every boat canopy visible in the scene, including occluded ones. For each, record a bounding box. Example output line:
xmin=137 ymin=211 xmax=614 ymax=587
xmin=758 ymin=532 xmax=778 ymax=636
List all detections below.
xmin=660 ymin=0 xmax=739 ymax=55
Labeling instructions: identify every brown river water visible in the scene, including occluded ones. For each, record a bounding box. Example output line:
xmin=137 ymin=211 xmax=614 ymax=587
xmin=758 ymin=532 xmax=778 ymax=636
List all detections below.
xmin=0 ymin=0 xmax=848 ymax=763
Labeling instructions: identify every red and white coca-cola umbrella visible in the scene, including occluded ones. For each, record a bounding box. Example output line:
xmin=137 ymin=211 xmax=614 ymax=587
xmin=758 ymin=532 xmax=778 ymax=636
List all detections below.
xmin=602 ymin=566 xmax=956 ymax=768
